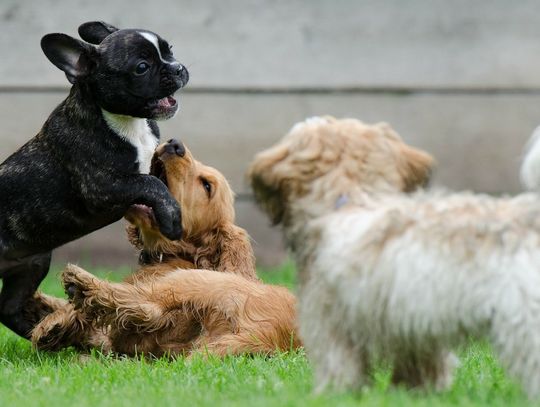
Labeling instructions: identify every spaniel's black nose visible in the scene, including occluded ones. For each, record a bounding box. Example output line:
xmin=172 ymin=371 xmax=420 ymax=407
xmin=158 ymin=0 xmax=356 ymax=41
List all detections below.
xmin=164 ymin=139 xmax=185 ymax=157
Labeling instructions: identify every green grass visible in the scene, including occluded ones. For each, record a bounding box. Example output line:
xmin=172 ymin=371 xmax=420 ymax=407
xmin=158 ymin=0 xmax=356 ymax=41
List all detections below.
xmin=0 ymin=263 xmax=531 ymax=406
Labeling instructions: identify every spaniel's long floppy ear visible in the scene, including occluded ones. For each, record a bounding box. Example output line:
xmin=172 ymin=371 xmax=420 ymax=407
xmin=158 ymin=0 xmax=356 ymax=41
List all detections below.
xmin=247 ymin=143 xmax=291 ymax=225
xmin=399 ymin=144 xmax=435 ymax=192
xmin=194 ymin=224 xmax=258 ymax=281
xmin=126 ymin=225 xmax=144 ymax=250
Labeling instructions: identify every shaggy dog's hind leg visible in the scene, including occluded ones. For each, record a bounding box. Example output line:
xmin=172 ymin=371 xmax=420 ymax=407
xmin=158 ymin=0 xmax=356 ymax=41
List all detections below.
xmin=491 ymin=311 xmax=540 ymax=399
xmin=301 ymin=280 xmax=370 ymax=393
xmin=390 ymin=349 xmax=458 ymax=391
xmin=311 ymin=337 xmax=369 ymax=394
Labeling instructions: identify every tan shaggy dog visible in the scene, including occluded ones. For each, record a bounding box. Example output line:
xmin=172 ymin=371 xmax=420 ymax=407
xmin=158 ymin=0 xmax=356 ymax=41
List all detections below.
xmin=249 ymin=116 xmax=540 ymax=398
xmin=31 ymin=140 xmax=299 ymax=357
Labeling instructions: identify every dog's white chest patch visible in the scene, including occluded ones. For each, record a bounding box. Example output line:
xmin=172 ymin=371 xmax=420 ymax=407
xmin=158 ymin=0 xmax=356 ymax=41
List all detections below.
xmin=102 ymin=110 xmax=158 ymax=174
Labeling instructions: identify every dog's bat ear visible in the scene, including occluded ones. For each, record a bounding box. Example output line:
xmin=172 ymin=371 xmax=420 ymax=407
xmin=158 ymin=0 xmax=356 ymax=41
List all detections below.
xmin=78 ymin=21 xmax=119 ymax=44
xmin=41 ymin=33 xmax=96 ymax=84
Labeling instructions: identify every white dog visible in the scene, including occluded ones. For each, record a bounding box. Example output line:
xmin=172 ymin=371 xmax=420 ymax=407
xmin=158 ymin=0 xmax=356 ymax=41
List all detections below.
xmin=521 ymin=125 xmax=540 ymax=191
xmin=249 ymin=116 xmax=540 ymax=397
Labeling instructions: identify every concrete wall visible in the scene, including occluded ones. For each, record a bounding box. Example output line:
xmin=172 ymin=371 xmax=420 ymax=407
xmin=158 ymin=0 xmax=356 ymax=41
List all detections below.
xmin=1 ymin=1 xmax=540 ymax=267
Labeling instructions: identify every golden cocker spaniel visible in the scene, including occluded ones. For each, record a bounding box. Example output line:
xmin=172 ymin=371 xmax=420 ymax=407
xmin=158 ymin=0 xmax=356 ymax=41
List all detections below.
xmin=32 ymin=139 xmax=299 ymax=357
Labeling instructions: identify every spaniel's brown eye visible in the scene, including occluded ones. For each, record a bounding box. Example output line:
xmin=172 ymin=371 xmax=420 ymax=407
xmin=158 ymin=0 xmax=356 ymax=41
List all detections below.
xmin=201 ymin=178 xmax=212 ymax=197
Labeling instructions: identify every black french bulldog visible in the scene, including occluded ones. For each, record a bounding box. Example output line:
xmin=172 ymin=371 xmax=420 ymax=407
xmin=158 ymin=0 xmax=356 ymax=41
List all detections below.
xmin=0 ymin=21 xmax=189 ymax=338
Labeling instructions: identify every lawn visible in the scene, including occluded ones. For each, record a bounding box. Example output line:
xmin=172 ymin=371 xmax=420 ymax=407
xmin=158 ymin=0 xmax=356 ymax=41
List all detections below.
xmin=0 ymin=262 xmax=531 ymax=406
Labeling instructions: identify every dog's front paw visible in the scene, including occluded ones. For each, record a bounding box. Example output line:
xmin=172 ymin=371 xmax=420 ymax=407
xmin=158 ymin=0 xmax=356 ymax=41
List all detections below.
xmin=155 ymin=203 xmax=182 ymax=240
xmin=169 ymin=212 xmax=183 ymax=241
xmin=61 ymin=264 xmax=119 ymax=328
xmin=62 ymin=264 xmax=99 ymax=309
xmin=160 ymin=222 xmax=182 ymax=241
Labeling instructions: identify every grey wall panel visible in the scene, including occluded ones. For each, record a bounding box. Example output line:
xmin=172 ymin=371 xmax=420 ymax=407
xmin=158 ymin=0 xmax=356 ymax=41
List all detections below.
xmin=1 ymin=90 xmax=537 ymax=196
xmin=2 ymin=1 xmax=540 ymax=89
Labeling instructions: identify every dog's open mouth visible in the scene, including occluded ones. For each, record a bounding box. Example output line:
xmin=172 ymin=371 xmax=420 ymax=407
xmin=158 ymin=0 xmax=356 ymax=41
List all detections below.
xmin=125 ymin=204 xmax=157 ymax=228
xmin=150 ymin=155 xmax=168 ymax=188
xmin=157 ymin=95 xmax=177 ymax=109
xmin=149 ymin=94 xmax=178 ymax=120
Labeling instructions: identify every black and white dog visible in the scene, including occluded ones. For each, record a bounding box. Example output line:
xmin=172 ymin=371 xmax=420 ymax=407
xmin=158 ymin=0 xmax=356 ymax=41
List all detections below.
xmin=0 ymin=21 xmax=189 ymax=338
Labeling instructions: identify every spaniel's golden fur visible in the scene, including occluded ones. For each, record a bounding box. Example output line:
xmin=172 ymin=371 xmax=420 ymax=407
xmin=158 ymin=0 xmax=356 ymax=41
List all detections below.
xmin=249 ymin=116 xmax=540 ymax=398
xmin=31 ymin=141 xmax=299 ymax=357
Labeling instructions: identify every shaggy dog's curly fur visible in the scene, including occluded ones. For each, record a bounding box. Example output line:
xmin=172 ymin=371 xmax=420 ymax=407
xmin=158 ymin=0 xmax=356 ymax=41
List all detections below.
xmin=31 ymin=141 xmax=299 ymax=357
xmin=249 ymin=116 xmax=540 ymax=397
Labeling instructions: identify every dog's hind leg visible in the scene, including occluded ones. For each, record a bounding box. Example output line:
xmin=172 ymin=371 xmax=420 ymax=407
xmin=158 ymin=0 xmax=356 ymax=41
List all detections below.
xmin=62 ymin=264 xmax=171 ymax=332
xmin=310 ymin=333 xmax=369 ymax=394
xmin=491 ymin=313 xmax=540 ymax=399
xmin=300 ymin=283 xmax=369 ymax=393
xmin=63 ymin=265 xmax=242 ymax=334
xmin=31 ymin=301 xmax=106 ymax=351
xmin=0 ymin=252 xmax=52 ymax=338
xmin=390 ymin=349 xmax=458 ymax=391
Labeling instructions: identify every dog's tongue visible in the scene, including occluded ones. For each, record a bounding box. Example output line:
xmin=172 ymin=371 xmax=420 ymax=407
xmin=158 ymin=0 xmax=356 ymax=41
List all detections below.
xmin=158 ymin=96 xmax=177 ymax=108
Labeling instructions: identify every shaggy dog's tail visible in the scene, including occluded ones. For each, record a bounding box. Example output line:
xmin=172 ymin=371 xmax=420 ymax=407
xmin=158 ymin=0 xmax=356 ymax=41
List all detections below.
xmin=521 ymin=126 xmax=540 ymax=190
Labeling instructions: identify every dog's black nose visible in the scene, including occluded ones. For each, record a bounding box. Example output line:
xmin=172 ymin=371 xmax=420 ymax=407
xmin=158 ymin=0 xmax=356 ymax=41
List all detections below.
xmin=164 ymin=139 xmax=185 ymax=157
xmin=172 ymin=63 xmax=189 ymax=86
xmin=171 ymin=62 xmax=185 ymax=76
